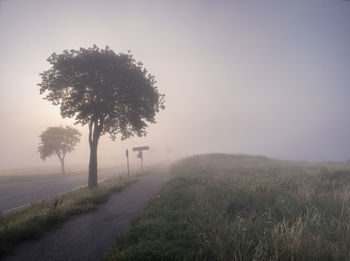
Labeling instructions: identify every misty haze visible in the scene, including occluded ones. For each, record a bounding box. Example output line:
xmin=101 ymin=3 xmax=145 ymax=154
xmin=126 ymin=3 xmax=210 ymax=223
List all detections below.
xmin=1 ymin=1 xmax=350 ymax=260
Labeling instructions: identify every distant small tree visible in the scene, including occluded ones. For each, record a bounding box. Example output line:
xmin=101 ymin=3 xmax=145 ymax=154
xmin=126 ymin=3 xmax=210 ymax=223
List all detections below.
xmin=39 ymin=45 xmax=165 ymax=188
xmin=38 ymin=126 xmax=81 ymax=175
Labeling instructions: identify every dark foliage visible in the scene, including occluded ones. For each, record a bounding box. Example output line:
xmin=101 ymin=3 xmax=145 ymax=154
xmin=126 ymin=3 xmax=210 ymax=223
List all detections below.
xmin=39 ymin=45 xmax=164 ymax=187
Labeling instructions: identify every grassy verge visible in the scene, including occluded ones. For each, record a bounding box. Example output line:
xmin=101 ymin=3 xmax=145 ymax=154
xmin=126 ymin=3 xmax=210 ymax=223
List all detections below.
xmin=103 ymin=154 xmax=350 ymax=261
xmin=0 ymin=170 xmax=146 ymax=257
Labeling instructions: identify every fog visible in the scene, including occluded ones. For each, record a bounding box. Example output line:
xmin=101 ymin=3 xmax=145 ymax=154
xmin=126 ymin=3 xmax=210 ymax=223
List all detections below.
xmin=0 ymin=0 xmax=350 ymax=171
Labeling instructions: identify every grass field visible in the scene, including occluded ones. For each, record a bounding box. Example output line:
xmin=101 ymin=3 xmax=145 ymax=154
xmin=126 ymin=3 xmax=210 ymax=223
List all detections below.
xmin=104 ymin=154 xmax=350 ymax=261
xmin=0 ymin=171 xmax=142 ymax=256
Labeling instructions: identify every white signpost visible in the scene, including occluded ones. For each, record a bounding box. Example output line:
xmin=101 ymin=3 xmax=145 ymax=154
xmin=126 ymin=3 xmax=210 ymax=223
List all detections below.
xmin=132 ymin=146 xmax=149 ymax=171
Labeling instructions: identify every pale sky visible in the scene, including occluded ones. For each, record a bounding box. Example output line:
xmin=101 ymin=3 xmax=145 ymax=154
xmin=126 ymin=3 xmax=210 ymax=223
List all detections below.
xmin=0 ymin=0 xmax=350 ymax=169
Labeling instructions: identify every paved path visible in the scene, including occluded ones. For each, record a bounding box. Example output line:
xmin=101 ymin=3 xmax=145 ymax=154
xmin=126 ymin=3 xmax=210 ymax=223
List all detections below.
xmin=3 ymin=165 xmax=171 ymax=261
xmin=0 ymin=168 xmax=123 ymax=212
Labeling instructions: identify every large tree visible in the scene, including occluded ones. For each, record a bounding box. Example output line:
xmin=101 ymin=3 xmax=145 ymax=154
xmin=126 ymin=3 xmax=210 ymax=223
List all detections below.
xmin=39 ymin=45 xmax=165 ymax=188
xmin=38 ymin=126 xmax=81 ymax=175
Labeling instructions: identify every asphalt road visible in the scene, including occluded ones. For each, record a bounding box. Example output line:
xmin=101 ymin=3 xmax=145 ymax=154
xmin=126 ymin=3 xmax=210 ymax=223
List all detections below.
xmin=3 ymin=165 xmax=171 ymax=261
xmin=0 ymin=168 xmax=123 ymax=212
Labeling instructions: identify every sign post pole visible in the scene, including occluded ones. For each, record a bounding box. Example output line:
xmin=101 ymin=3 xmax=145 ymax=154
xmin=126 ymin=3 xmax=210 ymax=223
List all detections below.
xmin=126 ymin=149 xmax=129 ymax=178
xmin=133 ymin=146 xmax=149 ymax=172
xmin=141 ymin=152 xmax=143 ymax=171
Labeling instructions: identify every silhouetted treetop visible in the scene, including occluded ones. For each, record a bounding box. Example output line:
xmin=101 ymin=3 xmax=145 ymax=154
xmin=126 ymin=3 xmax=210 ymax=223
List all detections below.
xmin=39 ymin=45 xmax=165 ymax=140
xmin=38 ymin=126 xmax=81 ymax=175
xmin=39 ymin=45 xmax=165 ymax=187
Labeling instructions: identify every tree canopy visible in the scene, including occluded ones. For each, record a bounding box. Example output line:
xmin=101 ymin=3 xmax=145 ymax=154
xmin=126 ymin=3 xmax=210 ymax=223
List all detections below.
xmin=38 ymin=126 xmax=81 ymax=175
xmin=38 ymin=45 xmax=165 ymax=187
xmin=39 ymin=45 xmax=164 ymax=140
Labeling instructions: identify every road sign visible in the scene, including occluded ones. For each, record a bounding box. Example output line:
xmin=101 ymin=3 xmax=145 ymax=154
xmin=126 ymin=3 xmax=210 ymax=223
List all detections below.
xmin=132 ymin=146 xmax=149 ymax=171
xmin=132 ymin=146 xmax=149 ymax=152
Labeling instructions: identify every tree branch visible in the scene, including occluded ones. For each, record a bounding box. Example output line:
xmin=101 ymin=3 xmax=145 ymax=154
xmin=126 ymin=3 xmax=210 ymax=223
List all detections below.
xmin=55 ymin=150 xmax=62 ymax=161
xmin=97 ymin=115 xmax=105 ymax=133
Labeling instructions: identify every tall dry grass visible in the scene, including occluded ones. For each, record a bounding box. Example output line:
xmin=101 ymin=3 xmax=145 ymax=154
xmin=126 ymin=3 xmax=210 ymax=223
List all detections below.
xmin=172 ymin=154 xmax=350 ymax=261
xmin=105 ymin=154 xmax=350 ymax=261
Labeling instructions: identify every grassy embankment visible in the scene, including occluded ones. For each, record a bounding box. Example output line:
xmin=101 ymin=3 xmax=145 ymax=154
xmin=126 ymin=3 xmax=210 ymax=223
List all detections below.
xmin=104 ymin=154 xmax=350 ymax=261
xmin=0 ymin=169 xmax=148 ymax=256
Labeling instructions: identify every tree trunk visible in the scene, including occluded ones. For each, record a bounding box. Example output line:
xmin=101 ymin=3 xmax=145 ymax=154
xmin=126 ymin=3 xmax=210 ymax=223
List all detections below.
xmin=88 ymin=141 xmax=98 ymax=188
xmin=88 ymin=117 xmax=103 ymax=189
xmin=60 ymin=158 xmax=65 ymax=175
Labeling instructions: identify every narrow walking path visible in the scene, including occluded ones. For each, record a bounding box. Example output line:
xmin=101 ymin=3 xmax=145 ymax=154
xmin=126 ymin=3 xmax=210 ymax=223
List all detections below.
xmin=4 ymin=165 xmax=171 ymax=261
